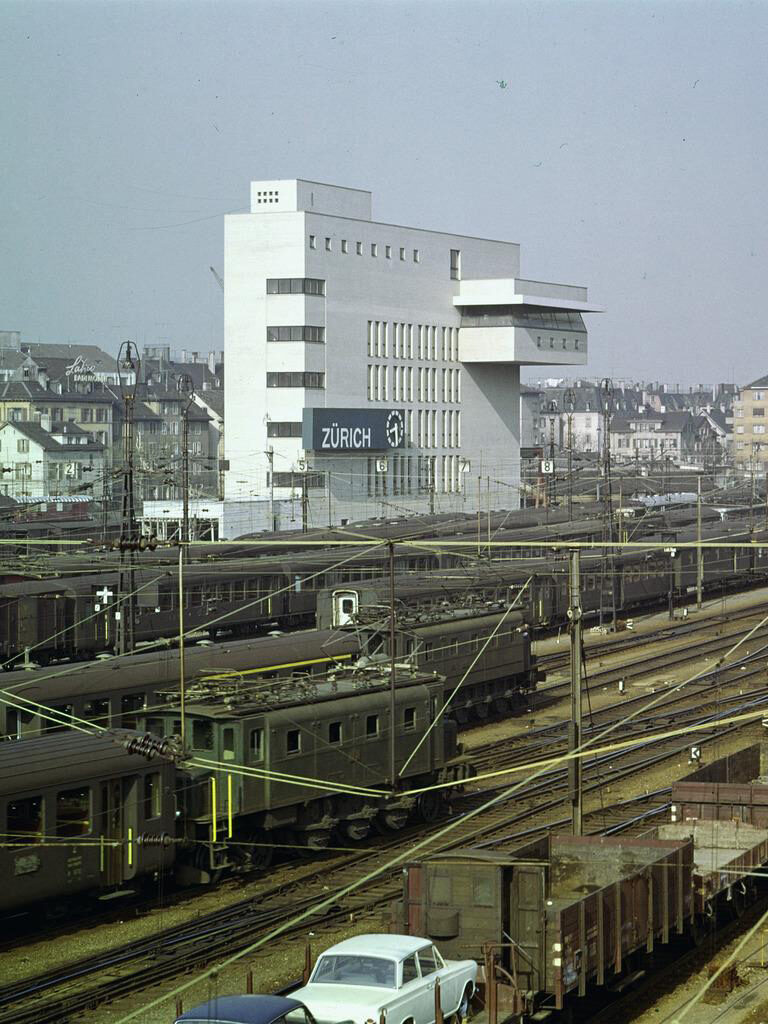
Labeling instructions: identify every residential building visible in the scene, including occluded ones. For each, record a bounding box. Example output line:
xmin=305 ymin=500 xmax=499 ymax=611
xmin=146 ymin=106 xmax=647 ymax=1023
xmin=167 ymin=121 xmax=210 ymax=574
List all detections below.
xmin=0 ymin=420 xmax=105 ymax=501
xmin=610 ymin=411 xmax=700 ymax=464
xmin=223 ymin=178 xmax=597 ymax=522
xmin=731 ymin=375 xmax=768 ymax=471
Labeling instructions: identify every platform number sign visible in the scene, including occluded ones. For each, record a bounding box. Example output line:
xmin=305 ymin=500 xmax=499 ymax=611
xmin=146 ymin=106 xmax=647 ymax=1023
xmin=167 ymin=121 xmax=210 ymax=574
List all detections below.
xmin=540 ymin=459 xmax=555 ymax=475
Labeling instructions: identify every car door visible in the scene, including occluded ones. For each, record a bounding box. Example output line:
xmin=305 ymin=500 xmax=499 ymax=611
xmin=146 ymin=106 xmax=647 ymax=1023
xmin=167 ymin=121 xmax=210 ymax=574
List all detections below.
xmin=418 ymin=945 xmax=455 ymax=1018
xmin=400 ymin=952 xmax=432 ymax=1023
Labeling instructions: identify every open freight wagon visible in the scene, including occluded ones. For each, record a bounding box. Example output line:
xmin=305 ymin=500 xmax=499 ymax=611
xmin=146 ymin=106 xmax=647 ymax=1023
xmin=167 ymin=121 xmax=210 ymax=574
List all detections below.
xmin=398 ymin=835 xmax=694 ymax=1019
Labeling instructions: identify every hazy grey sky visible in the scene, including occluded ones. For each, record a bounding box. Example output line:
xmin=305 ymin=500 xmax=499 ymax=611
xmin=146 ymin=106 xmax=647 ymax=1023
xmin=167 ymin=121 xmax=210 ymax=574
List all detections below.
xmin=1 ymin=0 xmax=765 ymax=386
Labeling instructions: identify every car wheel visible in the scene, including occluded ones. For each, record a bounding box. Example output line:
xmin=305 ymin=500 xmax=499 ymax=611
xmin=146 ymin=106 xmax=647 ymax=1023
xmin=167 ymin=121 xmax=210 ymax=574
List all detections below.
xmin=453 ymin=984 xmax=472 ymax=1022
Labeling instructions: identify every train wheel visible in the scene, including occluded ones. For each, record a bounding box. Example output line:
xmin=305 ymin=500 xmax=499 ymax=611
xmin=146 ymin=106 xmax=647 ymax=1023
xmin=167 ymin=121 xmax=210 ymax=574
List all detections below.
xmin=248 ymin=832 xmax=273 ymax=871
xmin=377 ymin=808 xmax=409 ymax=831
xmin=341 ymin=820 xmax=371 ymax=841
xmin=417 ymin=790 xmax=445 ymax=823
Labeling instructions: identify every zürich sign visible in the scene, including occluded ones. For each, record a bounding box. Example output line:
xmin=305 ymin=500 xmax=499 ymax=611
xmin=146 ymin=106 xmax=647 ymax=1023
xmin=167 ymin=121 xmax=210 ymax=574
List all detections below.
xmin=303 ymin=408 xmax=405 ymax=452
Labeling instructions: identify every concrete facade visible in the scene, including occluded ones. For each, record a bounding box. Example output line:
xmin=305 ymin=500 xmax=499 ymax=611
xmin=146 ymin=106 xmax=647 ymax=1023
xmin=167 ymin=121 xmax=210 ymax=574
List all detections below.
xmin=224 ymin=179 xmax=595 ymax=524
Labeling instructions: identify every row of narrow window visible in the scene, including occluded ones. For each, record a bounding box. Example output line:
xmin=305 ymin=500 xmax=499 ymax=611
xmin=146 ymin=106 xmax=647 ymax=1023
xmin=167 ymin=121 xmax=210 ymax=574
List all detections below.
xmin=535 ymin=335 xmax=583 ymax=352
xmin=368 ymin=366 xmax=461 ymax=404
xmin=368 ymin=321 xmax=459 ymax=361
xmin=367 ymin=453 xmax=464 ymax=496
xmin=310 ymin=235 xmax=420 ymax=263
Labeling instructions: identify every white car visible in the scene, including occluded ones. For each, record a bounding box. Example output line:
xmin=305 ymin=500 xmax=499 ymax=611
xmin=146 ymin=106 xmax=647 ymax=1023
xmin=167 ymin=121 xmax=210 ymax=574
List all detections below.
xmin=291 ymin=934 xmax=476 ymax=1024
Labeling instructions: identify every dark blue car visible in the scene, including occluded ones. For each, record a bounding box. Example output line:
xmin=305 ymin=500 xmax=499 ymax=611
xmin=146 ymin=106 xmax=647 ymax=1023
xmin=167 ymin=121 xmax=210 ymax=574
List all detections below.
xmin=174 ymin=995 xmax=317 ymax=1024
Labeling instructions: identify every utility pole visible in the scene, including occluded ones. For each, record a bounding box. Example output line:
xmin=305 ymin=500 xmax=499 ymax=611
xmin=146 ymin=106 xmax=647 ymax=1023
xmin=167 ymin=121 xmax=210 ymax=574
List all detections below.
xmin=696 ymin=474 xmax=703 ymax=609
xmin=564 ymin=388 xmax=575 ymax=520
xmin=178 ymin=544 xmax=186 ymax=751
xmin=301 ymin=472 xmax=308 ymax=533
xmin=568 ymin=549 xmax=583 ymax=835
xmin=388 ymin=541 xmax=397 ymax=789
xmin=548 ymin=401 xmax=557 ymax=508
xmin=177 ymin=373 xmax=195 ymax=554
xmin=116 ymin=341 xmax=140 ymax=655
xmin=265 ymin=447 xmax=275 ymax=531
xmin=598 ymin=379 xmax=617 ymax=631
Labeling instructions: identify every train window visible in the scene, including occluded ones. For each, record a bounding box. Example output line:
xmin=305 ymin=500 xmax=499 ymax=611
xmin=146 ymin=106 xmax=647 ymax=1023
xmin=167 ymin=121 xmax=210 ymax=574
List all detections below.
xmin=144 ymin=773 xmax=162 ymax=819
xmin=56 ymin=786 xmax=90 ymax=836
xmin=190 ymin=586 xmax=203 ymax=606
xmin=233 ymin=581 xmax=246 ymax=600
xmin=6 ymin=709 xmax=35 ymax=740
xmin=222 ymin=727 xmax=236 ymax=762
xmin=328 ymin=721 xmax=342 ymax=744
xmin=192 ymin=719 xmax=214 ymax=750
xmin=7 ymin=795 xmax=42 ymax=844
xmin=146 ymin=717 xmax=164 ymax=736
xmin=424 ymin=642 xmax=434 ymax=662
xmin=286 ymin=729 xmax=301 ymax=754
xmin=219 ymin=583 xmax=232 ymax=601
xmin=121 ymin=693 xmax=146 ymax=728
xmin=404 ymin=707 xmax=416 ymax=731
xmin=472 ymin=876 xmax=495 ymax=906
xmin=250 ymin=728 xmax=264 ymax=762
xmin=158 ymin=590 xmax=174 ymax=611
xmin=44 ymin=704 xmax=73 ymax=733
xmin=366 ymin=714 xmax=379 ymax=737
xmin=84 ymin=698 xmax=109 ymax=725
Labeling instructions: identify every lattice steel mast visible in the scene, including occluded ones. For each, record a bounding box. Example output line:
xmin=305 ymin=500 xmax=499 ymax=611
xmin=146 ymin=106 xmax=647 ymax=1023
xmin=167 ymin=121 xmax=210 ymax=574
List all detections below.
xmin=116 ymin=342 xmax=140 ymax=655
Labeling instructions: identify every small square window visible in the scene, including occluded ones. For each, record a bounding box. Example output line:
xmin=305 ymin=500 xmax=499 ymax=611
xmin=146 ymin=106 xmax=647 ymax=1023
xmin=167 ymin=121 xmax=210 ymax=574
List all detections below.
xmin=366 ymin=714 xmax=379 ymax=737
xmin=286 ymin=729 xmax=301 ymax=754
xmin=341 ymin=239 xmax=348 ymax=253
xmin=385 ymin=245 xmax=392 ymax=259
xmin=404 ymin=707 xmax=416 ymax=731
xmin=309 ymin=235 xmax=316 ymax=249
xmin=329 ymin=721 xmax=342 ymax=744
xmin=371 ymin=243 xmax=378 ymax=257
xmin=400 ymin=247 xmax=406 ymax=261
xmin=325 ymin=237 xmax=332 ymax=251
xmin=356 ymin=241 xmax=363 ymax=255
xmin=413 ymin=249 xmax=420 ymax=263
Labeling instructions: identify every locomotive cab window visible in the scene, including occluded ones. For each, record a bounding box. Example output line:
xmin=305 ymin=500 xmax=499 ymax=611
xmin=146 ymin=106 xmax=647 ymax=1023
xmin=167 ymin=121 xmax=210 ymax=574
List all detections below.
xmin=286 ymin=729 xmax=301 ymax=754
xmin=366 ymin=714 xmax=379 ymax=737
xmin=56 ymin=786 xmax=90 ymax=836
xmin=249 ymin=728 xmax=264 ymax=762
xmin=328 ymin=721 xmax=342 ymax=744
xmin=192 ymin=719 xmax=214 ymax=750
xmin=404 ymin=707 xmax=416 ymax=731
xmin=7 ymin=795 xmax=42 ymax=844
xmin=144 ymin=773 xmax=162 ymax=820
xmin=221 ymin=727 xmax=236 ymax=762
xmin=6 ymin=708 xmax=35 ymax=740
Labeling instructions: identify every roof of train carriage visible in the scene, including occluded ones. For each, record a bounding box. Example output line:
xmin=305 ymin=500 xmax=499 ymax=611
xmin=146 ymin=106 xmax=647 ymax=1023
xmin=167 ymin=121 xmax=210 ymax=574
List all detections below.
xmin=392 ymin=607 xmax=527 ymax=636
xmin=171 ymin=667 xmax=441 ymax=718
xmin=0 ymin=730 xmax=173 ymax=796
xmin=321 ymin=570 xmax=534 ymax=606
xmin=0 ymin=629 xmax=360 ymax=701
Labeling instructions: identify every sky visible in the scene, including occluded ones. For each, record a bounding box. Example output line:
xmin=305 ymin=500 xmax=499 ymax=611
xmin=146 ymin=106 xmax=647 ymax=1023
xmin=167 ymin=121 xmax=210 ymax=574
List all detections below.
xmin=1 ymin=0 xmax=766 ymax=387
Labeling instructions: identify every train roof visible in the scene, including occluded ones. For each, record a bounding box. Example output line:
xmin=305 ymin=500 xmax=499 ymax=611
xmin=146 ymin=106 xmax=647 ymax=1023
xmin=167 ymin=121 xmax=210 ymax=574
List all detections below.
xmin=0 ymin=629 xmax=359 ymax=702
xmin=167 ymin=667 xmax=440 ymax=718
xmin=0 ymin=731 xmax=172 ymax=796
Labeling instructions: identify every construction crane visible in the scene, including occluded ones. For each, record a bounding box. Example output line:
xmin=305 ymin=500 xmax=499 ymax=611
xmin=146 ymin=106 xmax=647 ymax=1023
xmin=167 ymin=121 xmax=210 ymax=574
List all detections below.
xmin=209 ymin=266 xmax=224 ymax=292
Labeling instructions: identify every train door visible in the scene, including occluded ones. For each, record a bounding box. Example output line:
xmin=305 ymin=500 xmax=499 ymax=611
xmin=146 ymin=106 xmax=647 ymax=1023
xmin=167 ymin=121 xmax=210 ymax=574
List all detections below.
xmin=101 ymin=779 xmax=125 ymax=886
xmin=508 ymin=864 xmax=545 ymax=992
xmin=331 ymin=589 xmax=359 ymax=626
xmin=100 ymin=775 xmax=139 ymax=885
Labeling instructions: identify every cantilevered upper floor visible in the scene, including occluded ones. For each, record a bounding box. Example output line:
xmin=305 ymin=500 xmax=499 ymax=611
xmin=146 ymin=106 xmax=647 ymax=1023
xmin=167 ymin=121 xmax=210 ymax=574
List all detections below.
xmin=455 ymin=277 xmax=602 ymax=365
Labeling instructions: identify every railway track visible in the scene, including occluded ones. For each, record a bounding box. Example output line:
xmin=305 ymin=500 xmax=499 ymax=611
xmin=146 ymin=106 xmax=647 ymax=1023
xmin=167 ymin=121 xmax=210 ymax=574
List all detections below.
xmin=4 ymin=673 xmax=764 ymax=1024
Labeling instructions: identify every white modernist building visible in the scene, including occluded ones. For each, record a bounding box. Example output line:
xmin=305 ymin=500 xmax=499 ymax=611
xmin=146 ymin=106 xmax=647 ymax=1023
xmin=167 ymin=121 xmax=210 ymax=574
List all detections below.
xmin=224 ymin=179 xmax=598 ymax=526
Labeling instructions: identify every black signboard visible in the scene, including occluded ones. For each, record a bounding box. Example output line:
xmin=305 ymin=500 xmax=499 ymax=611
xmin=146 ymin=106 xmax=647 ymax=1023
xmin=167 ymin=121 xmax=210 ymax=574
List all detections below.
xmin=303 ymin=408 xmax=406 ymax=452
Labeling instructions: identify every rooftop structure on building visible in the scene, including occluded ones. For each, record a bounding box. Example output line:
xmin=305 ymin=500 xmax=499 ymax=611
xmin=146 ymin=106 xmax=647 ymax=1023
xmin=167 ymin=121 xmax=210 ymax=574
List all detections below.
xmin=224 ymin=178 xmax=599 ymax=525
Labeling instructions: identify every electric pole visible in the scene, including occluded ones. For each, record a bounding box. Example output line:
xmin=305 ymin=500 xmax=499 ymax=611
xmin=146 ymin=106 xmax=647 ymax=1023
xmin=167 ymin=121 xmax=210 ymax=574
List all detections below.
xmin=568 ymin=549 xmax=583 ymax=835
xmin=116 ymin=342 xmax=140 ymax=655
xmin=564 ymin=388 xmax=576 ymax=519
xmin=388 ymin=541 xmax=397 ymax=789
xmin=696 ymin=474 xmax=703 ymax=609
xmin=598 ymin=379 xmax=617 ymax=631
xmin=177 ymin=373 xmax=195 ymax=555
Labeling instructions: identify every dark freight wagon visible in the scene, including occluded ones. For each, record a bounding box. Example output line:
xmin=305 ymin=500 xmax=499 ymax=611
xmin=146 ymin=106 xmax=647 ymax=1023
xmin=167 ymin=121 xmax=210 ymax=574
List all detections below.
xmin=399 ymin=836 xmax=693 ymax=1017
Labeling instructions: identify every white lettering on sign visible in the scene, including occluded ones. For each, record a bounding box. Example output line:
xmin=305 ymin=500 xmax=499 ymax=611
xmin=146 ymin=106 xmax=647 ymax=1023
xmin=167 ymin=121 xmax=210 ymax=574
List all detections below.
xmin=320 ymin=423 xmax=373 ymax=450
xmin=65 ymin=355 xmax=97 ymax=381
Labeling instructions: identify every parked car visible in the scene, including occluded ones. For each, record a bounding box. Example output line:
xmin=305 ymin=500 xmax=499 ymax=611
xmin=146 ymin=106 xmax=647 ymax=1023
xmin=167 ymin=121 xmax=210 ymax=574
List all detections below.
xmin=291 ymin=934 xmax=477 ymax=1024
xmin=174 ymin=994 xmax=318 ymax=1024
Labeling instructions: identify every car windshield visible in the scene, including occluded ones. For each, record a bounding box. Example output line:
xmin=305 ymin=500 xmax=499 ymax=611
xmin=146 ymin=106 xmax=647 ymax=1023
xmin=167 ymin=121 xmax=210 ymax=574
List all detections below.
xmin=311 ymin=954 xmax=396 ymax=988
